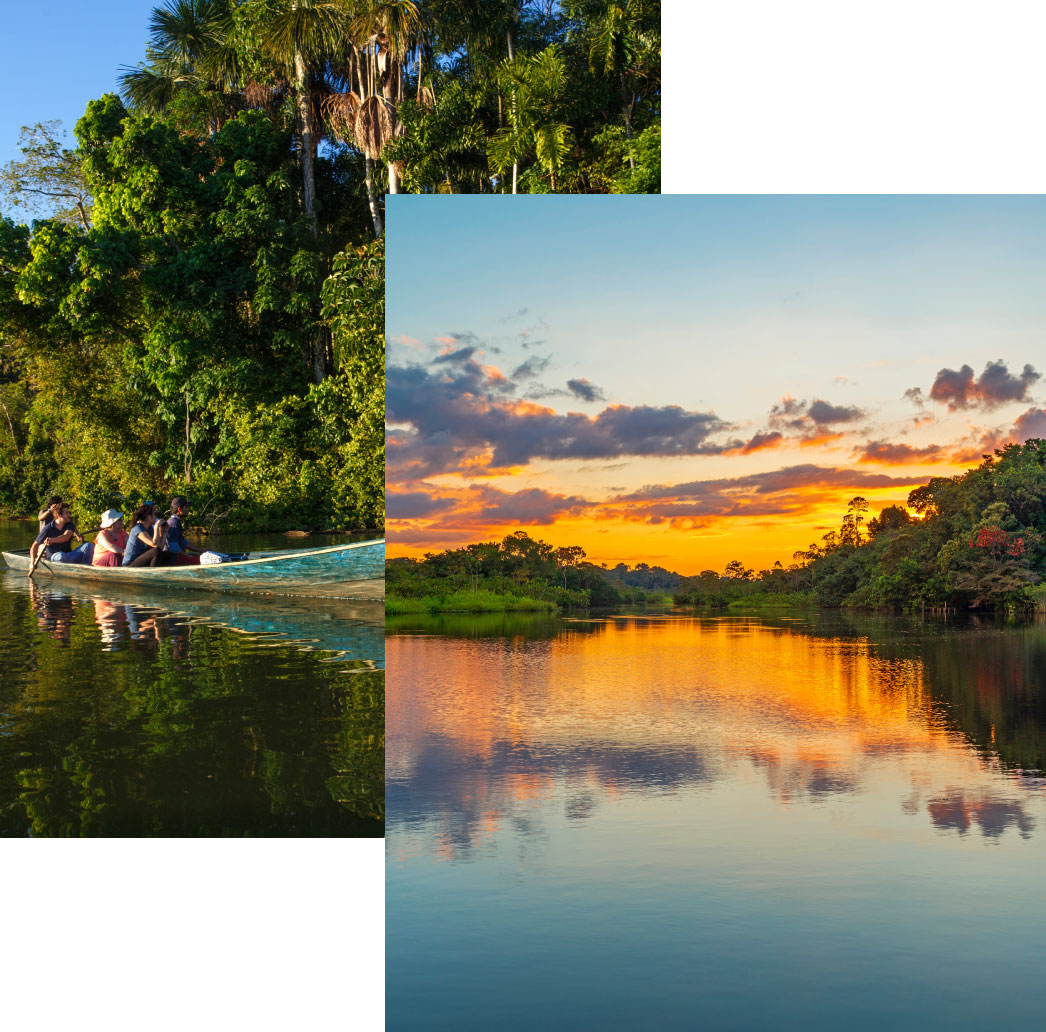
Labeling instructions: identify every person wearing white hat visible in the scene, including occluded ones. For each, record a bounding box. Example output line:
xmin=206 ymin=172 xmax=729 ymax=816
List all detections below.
xmin=91 ymin=509 xmax=127 ymax=568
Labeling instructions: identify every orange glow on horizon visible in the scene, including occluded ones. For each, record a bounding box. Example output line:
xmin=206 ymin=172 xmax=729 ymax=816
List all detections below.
xmin=386 ymin=454 xmax=972 ymax=574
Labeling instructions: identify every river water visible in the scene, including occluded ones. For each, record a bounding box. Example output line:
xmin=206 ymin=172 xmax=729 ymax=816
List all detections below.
xmin=386 ymin=609 xmax=1046 ymax=1029
xmin=0 ymin=520 xmax=384 ymax=836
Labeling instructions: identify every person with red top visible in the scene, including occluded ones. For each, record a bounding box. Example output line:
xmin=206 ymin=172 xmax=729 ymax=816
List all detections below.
xmin=92 ymin=509 xmax=128 ymax=567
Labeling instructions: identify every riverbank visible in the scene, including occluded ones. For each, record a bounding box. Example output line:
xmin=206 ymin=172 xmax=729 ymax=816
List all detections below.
xmin=386 ymin=590 xmax=556 ymax=615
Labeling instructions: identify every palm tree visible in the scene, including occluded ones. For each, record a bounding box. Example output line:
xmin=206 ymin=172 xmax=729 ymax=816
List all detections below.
xmin=568 ymin=0 xmax=660 ymax=171
xmin=429 ymin=1 xmax=524 ymax=191
xmin=489 ymin=45 xmax=570 ymax=192
xmin=362 ymin=0 xmax=422 ymax=195
xmin=254 ymin=0 xmax=346 ymax=231
xmin=320 ymin=0 xmax=419 ymax=228
xmin=118 ymin=0 xmax=242 ymax=124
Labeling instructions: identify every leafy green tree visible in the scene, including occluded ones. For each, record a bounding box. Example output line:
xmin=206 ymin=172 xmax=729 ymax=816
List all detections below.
xmin=724 ymin=558 xmax=753 ymax=580
xmin=866 ymin=504 xmax=911 ymax=539
xmin=0 ymin=122 xmax=93 ymax=229
xmin=565 ymin=0 xmax=660 ymax=170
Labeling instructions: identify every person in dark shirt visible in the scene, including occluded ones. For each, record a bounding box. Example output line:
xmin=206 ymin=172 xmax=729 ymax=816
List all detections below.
xmin=122 ymin=503 xmax=171 ymax=567
xmin=29 ymin=503 xmax=91 ymax=572
xmin=37 ymin=495 xmax=63 ymax=534
xmin=164 ymin=496 xmax=203 ymax=565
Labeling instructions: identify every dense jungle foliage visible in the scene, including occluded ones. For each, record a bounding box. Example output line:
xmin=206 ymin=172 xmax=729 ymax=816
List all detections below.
xmin=673 ymin=440 xmax=1046 ymax=614
xmin=386 ymin=530 xmax=671 ymax=612
xmin=1 ymin=0 xmax=658 ymax=530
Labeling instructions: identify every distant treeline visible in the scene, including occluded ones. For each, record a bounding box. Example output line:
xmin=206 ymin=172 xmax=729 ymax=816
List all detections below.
xmin=675 ymin=440 xmax=1046 ymax=614
xmin=386 ymin=531 xmax=672 ymax=612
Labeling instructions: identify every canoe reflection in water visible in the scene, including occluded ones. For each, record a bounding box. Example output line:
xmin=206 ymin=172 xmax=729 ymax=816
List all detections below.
xmin=15 ymin=573 xmax=384 ymax=668
xmin=86 ymin=596 xmax=192 ymax=658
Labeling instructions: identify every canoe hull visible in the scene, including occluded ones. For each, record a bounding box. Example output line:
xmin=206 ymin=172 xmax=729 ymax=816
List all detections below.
xmin=1 ymin=538 xmax=385 ymax=601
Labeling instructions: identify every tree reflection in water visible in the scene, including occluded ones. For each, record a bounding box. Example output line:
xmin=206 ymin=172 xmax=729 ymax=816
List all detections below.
xmin=1 ymin=578 xmax=384 ymax=837
xmin=388 ymin=609 xmax=1046 ymax=856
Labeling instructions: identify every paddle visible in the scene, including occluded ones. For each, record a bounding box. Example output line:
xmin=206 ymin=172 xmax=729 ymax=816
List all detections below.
xmin=27 ymin=547 xmax=46 ymax=578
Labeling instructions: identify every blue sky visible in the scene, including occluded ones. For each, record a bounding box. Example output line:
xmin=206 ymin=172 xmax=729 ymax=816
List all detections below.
xmin=1 ymin=1 xmax=153 ymax=168
xmin=388 ymin=195 xmax=1046 ymax=425
xmin=386 ymin=195 xmax=1046 ymax=571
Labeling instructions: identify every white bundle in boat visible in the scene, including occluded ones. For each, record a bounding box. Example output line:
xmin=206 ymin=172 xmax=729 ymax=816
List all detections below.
xmin=199 ymin=551 xmax=230 ymax=565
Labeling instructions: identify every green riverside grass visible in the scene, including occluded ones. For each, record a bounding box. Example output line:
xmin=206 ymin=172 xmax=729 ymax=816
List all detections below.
xmin=385 ymin=589 xmax=556 ymax=614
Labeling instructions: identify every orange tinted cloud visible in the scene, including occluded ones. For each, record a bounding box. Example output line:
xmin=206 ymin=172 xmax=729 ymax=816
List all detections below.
xmin=857 ymin=440 xmax=950 ymax=465
xmin=387 ymin=346 xmax=738 ymax=479
xmin=725 ymin=431 xmax=784 ymax=455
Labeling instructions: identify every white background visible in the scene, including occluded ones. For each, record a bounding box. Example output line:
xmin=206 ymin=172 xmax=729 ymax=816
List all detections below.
xmin=663 ymin=0 xmax=1046 ymax=193
xmin=8 ymin=1 xmax=1046 ymax=1029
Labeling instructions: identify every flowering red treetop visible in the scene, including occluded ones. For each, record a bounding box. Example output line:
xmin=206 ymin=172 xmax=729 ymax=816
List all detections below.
xmin=969 ymin=526 xmax=1026 ymax=558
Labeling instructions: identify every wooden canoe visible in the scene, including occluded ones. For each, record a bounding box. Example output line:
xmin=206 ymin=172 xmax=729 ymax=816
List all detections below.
xmin=1 ymin=538 xmax=385 ymax=601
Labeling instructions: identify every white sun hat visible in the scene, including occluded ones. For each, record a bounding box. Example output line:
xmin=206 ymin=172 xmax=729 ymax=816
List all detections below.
xmin=100 ymin=509 xmax=124 ymax=528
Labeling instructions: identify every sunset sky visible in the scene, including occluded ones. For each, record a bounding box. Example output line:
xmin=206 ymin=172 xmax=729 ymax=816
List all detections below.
xmin=386 ymin=195 xmax=1046 ymax=575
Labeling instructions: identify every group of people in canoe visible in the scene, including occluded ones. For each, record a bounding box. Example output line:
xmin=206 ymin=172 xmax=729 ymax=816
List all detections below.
xmin=29 ymin=496 xmax=204 ymax=574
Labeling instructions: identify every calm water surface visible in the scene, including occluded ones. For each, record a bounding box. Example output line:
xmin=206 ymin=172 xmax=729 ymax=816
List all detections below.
xmin=387 ymin=609 xmax=1046 ymax=1029
xmin=0 ymin=520 xmax=384 ymax=836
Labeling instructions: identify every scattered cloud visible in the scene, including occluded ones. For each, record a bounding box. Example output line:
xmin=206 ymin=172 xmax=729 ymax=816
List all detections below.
xmin=856 ymin=440 xmax=949 ymax=466
xmin=1014 ymin=406 xmax=1046 ymax=441
xmin=952 ymin=405 xmax=1046 ymax=462
xmin=603 ymin=466 xmax=926 ymax=527
xmin=512 ymin=354 xmax=552 ymax=380
xmin=730 ymin=430 xmax=784 ymax=455
xmin=766 ymin=395 xmax=866 ymax=441
xmin=927 ymin=359 xmax=1040 ymax=411
xmin=806 ymin=399 xmax=865 ymax=425
xmin=385 ymin=483 xmax=597 ymax=538
xmin=384 ymin=491 xmax=458 ymax=520
xmin=387 ymin=346 xmax=738 ymax=480
xmin=566 ymin=378 xmax=607 ymax=403
xmin=625 ymin=465 xmax=923 ymax=502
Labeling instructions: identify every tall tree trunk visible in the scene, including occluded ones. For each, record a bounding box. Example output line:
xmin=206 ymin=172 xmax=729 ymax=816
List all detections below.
xmin=183 ymin=393 xmax=193 ymax=485
xmin=0 ymin=400 xmax=20 ymax=457
xmin=294 ymin=48 xmax=317 ymax=233
xmin=365 ymin=157 xmax=384 ymax=236
xmin=621 ymin=74 xmax=635 ymax=171
xmin=384 ymin=63 xmax=401 ymax=194
xmin=312 ymin=326 xmax=329 ymax=384
xmin=507 ymin=29 xmax=518 ymax=194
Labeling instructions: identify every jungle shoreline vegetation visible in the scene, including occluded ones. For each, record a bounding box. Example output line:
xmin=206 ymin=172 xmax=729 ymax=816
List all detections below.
xmin=388 ymin=440 xmax=1046 ymax=615
xmin=0 ymin=85 xmax=385 ymax=534
xmin=2 ymin=2 xmax=658 ymax=536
